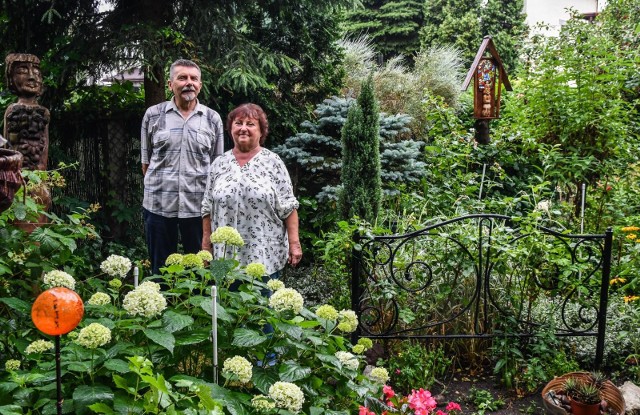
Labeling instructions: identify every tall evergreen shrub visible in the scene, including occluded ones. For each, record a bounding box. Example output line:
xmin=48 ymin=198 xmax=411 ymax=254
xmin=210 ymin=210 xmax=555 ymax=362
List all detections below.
xmin=338 ymin=76 xmax=382 ymax=222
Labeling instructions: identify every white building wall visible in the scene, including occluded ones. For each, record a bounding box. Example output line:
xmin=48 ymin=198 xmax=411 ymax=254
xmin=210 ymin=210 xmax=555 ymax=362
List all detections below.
xmin=524 ymin=0 xmax=607 ymax=36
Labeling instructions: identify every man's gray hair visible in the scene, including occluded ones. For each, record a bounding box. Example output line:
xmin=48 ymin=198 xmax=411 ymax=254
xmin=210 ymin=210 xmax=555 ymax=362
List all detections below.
xmin=169 ymin=59 xmax=201 ymax=80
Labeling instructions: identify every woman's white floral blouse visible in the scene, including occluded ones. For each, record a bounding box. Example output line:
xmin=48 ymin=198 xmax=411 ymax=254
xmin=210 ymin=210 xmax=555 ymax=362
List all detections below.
xmin=202 ymin=149 xmax=299 ymax=274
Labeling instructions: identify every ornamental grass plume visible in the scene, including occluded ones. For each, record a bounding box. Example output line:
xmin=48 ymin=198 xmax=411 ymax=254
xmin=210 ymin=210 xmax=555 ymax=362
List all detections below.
xmin=266 ymin=279 xmax=285 ymax=291
xmin=122 ymin=281 xmax=167 ymax=318
xmin=245 ymin=262 xmax=267 ymax=278
xmin=100 ymin=254 xmax=132 ymax=278
xmin=268 ymin=381 xmax=305 ymax=413
xmin=222 ymin=355 xmax=253 ymax=384
xmin=210 ymin=226 xmax=244 ymax=246
xmin=25 ymin=339 xmax=54 ymax=354
xmin=75 ymin=323 xmax=112 ymax=349
xmin=269 ymin=287 xmax=304 ymax=314
xmin=87 ymin=292 xmax=111 ymax=306
xmin=43 ymin=270 xmax=76 ymax=290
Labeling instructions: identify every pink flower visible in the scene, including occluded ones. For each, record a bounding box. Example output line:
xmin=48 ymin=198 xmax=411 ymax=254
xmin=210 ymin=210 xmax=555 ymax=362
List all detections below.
xmin=359 ymin=406 xmax=376 ymax=415
xmin=383 ymin=385 xmax=395 ymax=399
xmin=395 ymin=369 xmax=401 ymax=374
xmin=435 ymin=411 xmax=446 ymax=415
xmin=408 ymin=388 xmax=437 ymax=413
xmin=446 ymin=402 xmax=462 ymax=412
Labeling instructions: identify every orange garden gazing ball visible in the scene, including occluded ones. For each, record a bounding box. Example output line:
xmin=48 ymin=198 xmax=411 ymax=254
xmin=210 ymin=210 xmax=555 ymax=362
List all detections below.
xmin=31 ymin=287 xmax=84 ymax=336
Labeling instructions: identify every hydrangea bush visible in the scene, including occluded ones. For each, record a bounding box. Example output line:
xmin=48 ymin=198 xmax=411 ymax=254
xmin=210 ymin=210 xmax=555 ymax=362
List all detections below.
xmin=0 ymin=226 xmax=386 ymax=414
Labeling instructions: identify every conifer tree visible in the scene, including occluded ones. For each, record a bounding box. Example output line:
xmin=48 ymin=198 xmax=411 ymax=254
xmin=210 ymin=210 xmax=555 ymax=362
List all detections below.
xmin=344 ymin=0 xmax=424 ymax=61
xmin=338 ymin=76 xmax=382 ymax=222
xmin=480 ymin=0 xmax=528 ymax=72
xmin=420 ymin=0 xmax=482 ymax=65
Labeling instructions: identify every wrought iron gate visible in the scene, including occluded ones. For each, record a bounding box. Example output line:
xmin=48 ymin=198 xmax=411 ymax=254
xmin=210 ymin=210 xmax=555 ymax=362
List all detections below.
xmin=351 ymin=214 xmax=613 ymax=367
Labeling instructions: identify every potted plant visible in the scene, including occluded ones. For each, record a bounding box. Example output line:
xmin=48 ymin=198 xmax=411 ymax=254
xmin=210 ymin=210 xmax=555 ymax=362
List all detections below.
xmin=562 ymin=374 xmax=603 ymax=415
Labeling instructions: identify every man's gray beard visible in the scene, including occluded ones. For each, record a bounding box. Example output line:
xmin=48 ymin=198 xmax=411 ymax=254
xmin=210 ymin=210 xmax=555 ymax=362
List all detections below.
xmin=182 ymin=92 xmax=196 ymax=102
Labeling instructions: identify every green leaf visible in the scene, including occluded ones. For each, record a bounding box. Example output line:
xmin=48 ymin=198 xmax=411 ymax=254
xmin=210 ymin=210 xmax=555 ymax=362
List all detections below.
xmin=231 ymin=328 xmax=267 ymax=347
xmin=0 ymin=405 xmax=22 ymax=415
xmin=175 ymin=330 xmax=210 ymax=346
xmin=143 ymin=329 xmax=175 ymax=354
xmin=252 ymin=367 xmax=278 ymax=394
xmin=201 ymin=299 xmax=234 ymax=322
xmin=209 ymin=259 xmax=237 ymax=279
xmin=87 ymin=403 xmax=115 ymax=414
xmin=278 ymin=362 xmax=311 ymax=382
xmin=0 ymin=297 xmax=30 ymax=313
xmin=274 ymin=321 xmax=304 ymax=340
xmin=162 ymin=310 xmax=194 ymax=333
xmin=72 ymin=385 xmax=114 ymax=415
xmin=104 ymin=359 xmax=131 ymax=374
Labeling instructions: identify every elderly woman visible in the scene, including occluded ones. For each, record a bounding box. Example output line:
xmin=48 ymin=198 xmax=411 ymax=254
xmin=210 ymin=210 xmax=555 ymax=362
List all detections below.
xmin=201 ymin=103 xmax=302 ymax=277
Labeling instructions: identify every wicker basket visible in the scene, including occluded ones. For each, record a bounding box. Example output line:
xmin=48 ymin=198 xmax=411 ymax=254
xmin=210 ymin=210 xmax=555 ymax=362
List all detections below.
xmin=0 ymin=148 xmax=23 ymax=213
xmin=541 ymin=372 xmax=626 ymax=415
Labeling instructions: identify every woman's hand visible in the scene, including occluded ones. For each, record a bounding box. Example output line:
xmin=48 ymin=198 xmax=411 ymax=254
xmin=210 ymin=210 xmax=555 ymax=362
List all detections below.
xmin=288 ymin=240 xmax=302 ymax=267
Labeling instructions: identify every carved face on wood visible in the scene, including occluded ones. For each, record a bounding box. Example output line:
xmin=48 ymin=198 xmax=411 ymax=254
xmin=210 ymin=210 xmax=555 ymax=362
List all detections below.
xmin=5 ymin=53 xmax=42 ymax=98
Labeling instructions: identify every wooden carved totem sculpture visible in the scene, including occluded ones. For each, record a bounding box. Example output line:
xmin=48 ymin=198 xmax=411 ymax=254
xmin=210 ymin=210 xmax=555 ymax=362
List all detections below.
xmin=3 ymin=53 xmax=51 ymax=225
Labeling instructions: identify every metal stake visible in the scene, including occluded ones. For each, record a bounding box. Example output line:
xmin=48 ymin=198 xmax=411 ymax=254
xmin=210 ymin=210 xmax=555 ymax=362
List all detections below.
xmin=55 ymin=335 xmax=62 ymax=415
xmin=212 ymin=285 xmax=218 ymax=384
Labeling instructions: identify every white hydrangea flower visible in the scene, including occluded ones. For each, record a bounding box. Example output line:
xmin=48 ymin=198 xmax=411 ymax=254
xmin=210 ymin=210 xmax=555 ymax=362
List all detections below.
xmin=222 ymin=355 xmax=253 ymax=384
xmin=165 ymin=253 xmax=184 ymax=266
xmin=251 ymin=395 xmax=276 ymax=411
xmin=122 ymin=281 xmax=167 ymax=318
xmin=181 ymin=253 xmax=204 ymax=268
xmin=316 ymin=304 xmax=338 ymax=321
xmin=268 ymin=381 xmax=305 ymax=413
xmin=100 ymin=255 xmax=132 ymax=278
xmin=337 ymin=309 xmax=359 ymax=333
xmin=87 ymin=292 xmax=111 ymax=306
xmin=269 ymin=288 xmax=304 ymax=314
xmin=197 ymin=250 xmax=213 ymax=262
xmin=43 ymin=270 xmax=76 ymax=290
xmin=245 ymin=263 xmax=267 ymax=278
xmin=210 ymin=226 xmax=244 ymax=246
xmin=75 ymin=323 xmax=112 ymax=349
xmin=370 ymin=366 xmax=390 ymax=383
xmin=266 ymin=279 xmax=285 ymax=291
xmin=335 ymin=351 xmax=359 ymax=370
xmin=25 ymin=339 xmax=54 ymax=354
xmin=5 ymin=359 xmax=20 ymax=371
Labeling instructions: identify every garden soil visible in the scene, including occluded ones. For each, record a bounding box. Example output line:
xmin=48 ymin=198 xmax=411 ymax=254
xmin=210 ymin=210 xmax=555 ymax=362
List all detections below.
xmin=433 ymin=367 xmax=544 ymax=414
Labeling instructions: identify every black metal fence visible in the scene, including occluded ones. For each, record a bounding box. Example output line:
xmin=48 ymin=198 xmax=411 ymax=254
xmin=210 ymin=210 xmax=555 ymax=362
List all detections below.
xmin=351 ymin=214 xmax=613 ymax=367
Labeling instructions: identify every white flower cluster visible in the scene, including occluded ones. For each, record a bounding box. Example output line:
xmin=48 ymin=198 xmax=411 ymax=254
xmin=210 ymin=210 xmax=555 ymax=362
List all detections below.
xmin=251 ymin=395 xmax=276 ymax=411
xmin=181 ymin=253 xmax=204 ymax=268
xmin=266 ymin=279 xmax=285 ymax=291
xmin=335 ymin=351 xmax=359 ymax=370
xmin=25 ymin=339 xmax=54 ymax=354
xmin=245 ymin=263 xmax=267 ymax=278
xmin=268 ymin=381 xmax=305 ymax=413
xmin=123 ymin=281 xmax=167 ymax=318
xmin=100 ymin=255 xmax=132 ymax=278
xmin=337 ymin=309 xmax=358 ymax=333
xmin=210 ymin=226 xmax=244 ymax=246
xmin=316 ymin=304 xmax=338 ymax=321
xmin=197 ymin=250 xmax=213 ymax=262
xmin=87 ymin=292 xmax=111 ymax=306
xmin=75 ymin=323 xmax=112 ymax=349
xmin=269 ymin=288 xmax=304 ymax=314
xmin=43 ymin=270 xmax=76 ymax=290
xmin=5 ymin=359 xmax=20 ymax=371
xmin=222 ymin=355 xmax=253 ymax=384
xmin=369 ymin=366 xmax=390 ymax=383
xmin=165 ymin=253 xmax=183 ymax=266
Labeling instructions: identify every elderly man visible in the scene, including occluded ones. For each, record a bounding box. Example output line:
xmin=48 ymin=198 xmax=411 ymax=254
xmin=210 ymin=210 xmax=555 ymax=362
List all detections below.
xmin=141 ymin=58 xmax=224 ymax=275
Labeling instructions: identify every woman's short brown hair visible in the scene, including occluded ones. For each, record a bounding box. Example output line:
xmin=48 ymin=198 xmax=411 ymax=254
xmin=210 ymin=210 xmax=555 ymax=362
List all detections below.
xmin=226 ymin=103 xmax=269 ymax=145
